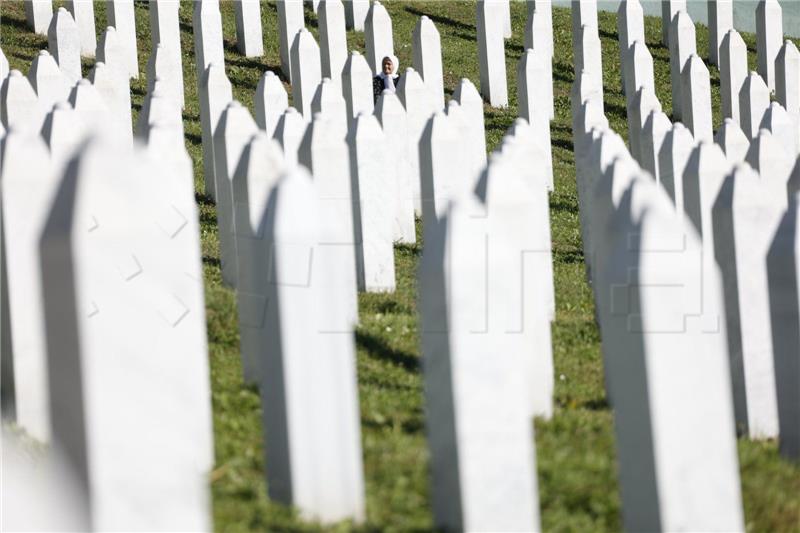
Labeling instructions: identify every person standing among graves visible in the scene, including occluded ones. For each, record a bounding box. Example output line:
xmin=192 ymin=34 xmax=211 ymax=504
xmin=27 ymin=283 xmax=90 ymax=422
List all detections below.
xmin=373 ymin=55 xmax=400 ymax=102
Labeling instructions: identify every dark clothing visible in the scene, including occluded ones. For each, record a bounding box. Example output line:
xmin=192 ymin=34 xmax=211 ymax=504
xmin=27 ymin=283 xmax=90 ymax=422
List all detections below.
xmin=373 ymin=74 xmax=401 ymax=103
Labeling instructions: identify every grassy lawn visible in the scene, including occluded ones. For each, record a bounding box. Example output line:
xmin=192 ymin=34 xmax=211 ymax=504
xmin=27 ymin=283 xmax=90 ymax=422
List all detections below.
xmin=2 ymin=1 xmax=799 ymax=531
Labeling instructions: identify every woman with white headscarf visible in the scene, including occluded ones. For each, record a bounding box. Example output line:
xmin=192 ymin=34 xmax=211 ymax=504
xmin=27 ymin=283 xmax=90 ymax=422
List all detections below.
xmin=373 ymin=55 xmax=400 ymax=103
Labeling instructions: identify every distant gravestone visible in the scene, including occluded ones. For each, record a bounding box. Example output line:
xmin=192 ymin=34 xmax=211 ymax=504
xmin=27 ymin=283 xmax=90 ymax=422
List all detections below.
xmin=234 ymin=0 xmax=264 ymax=57
xmin=214 ymin=102 xmax=258 ymax=287
xmin=399 ymin=68 xmax=436 ymax=214
xmin=273 ymin=107 xmax=306 ymax=168
xmin=277 ymin=0 xmax=305 ymax=84
xmin=517 ymin=49 xmax=548 ymax=128
xmin=708 ymin=0 xmax=733 ymax=66
xmin=107 ymin=0 xmax=139 ymax=79
xmin=571 ymin=0 xmax=598 ymax=61
xmin=364 ymin=1 xmax=394 ymax=75
xmin=48 ymin=7 xmax=82 ymax=84
xmin=254 ymin=71 xmax=288 ymax=138
xmin=25 ymin=0 xmax=53 ymax=35
xmin=311 ymin=78 xmax=348 ymax=138
xmin=89 ymin=62 xmax=133 ymax=144
xmin=413 ymin=16 xmax=445 ymax=111
xmin=576 ymin=25 xmax=603 ymax=104
xmin=756 ymin=0 xmax=783 ymax=91
xmin=715 ymin=118 xmax=751 ymax=164
xmin=1 ymin=71 xmax=46 ymax=134
xmin=1 ymin=130 xmax=54 ymax=444
xmin=69 ymin=79 xmax=110 ymax=135
xmin=65 ymin=0 xmax=96 ymax=58
xmin=525 ymin=6 xmax=554 ymax=120
xmin=344 ymin=0 xmax=369 ymax=31
xmin=258 ymin=167 xmax=366 ymax=524
xmin=740 ymin=71 xmax=771 ymax=140
xmin=149 ymin=0 xmax=184 ymax=108
xmin=375 ymin=91 xmax=415 ymax=244
xmin=199 ymin=63 xmax=233 ymax=199
xmin=42 ymin=102 xmax=85 ymax=170
xmin=452 ymin=78 xmax=487 ymax=185
xmin=776 ymin=40 xmax=800 ymax=119
xmin=146 ymin=44 xmax=183 ymax=111
xmin=617 ymin=0 xmax=644 ymax=94
xmin=193 ymin=0 xmax=224 ymax=91
xmin=291 ymin=29 xmax=323 ymax=121
xmin=720 ymin=29 xmax=748 ymax=124
xmin=420 ymin=112 xmax=462 ymax=225
xmin=761 ymin=101 xmax=799 ymax=156
xmin=623 ymin=40 xmax=655 ymax=106
xmin=640 ymin=109 xmax=672 ymax=183
xmin=96 ymin=26 xmax=126 ymax=77
xmin=681 ymin=54 xmax=713 ymax=142
xmin=501 ymin=0 xmax=512 ymax=38
xmin=669 ymin=10 xmax=696 ymax=120
xmin=318 ymin=0 xmax=348 ymax=82
xmin=476 ymin=0 xmax=508 ymax=108
xmin=136 ymin=81 xmax=183 ymax=146
xmin=712 ymin=163 xmax=783 ymax=439
xmin=747 ymin=128 xmax=795 ymax=186
xmin=628 ymin=87 xmax=662 ymax=163
xmin=342 ymin=51 xmax=374 ymax=125
xmin=347 ymin=113 xmax=396 ymax=292
xmin=658 ymin=121 xmax=695 ymax=214
xmin=661 ymin=0 xmax=686 ymax=46
xmin=28 ymin=50 xmax=71 ymax=111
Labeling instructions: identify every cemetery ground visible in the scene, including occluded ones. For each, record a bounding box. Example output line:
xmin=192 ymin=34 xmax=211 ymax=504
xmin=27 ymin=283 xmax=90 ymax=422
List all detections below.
xmin=2 ymin=1 xmax=800 ymax=531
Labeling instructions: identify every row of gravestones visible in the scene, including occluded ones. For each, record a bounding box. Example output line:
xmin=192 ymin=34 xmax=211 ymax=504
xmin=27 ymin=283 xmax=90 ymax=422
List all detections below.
xmin=2 ymin=0 xmax=559 ymax=531
xmin=570 ymin=0 xmax=800 ymax=530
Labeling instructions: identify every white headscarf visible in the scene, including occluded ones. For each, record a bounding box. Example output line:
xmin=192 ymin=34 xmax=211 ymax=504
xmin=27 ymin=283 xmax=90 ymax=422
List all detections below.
xmin=379 ymin=55 xmax=399 ymax=92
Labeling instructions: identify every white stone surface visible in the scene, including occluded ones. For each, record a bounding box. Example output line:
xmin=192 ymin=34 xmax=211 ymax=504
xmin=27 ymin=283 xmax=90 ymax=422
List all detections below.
xmin=273 ymin=107 xmax=306 ymax=168
xmin=776 ymin=40 xmax=800 ymax=119
xmin=25 ymin=0 xmax=53 ymax=35
xmin=681 ymin=54 xmax=713 ymax=143
xmin=375 ymin=91 xmax=415 ymax=244
xmin=193 ymin=0 xmax=225 ymax=90
xmin=342 ymin=51 xmax=374 ymax=125
xmin=106 ymin=0 xmax=139 ymax=79
xmin=28 ymin=50 xmax=71 ymax=112
xmin=525 ymin=6 xmax=554 ymax=119
xmin=89 ymin=62 xmax=133 ymax=144
xmin=419 ymin=191 xmax=540 ymax=533
xmin=740 ymin=71 xmax=771 ymax=140
xmin=623 ymin=40 xmax=654 ymax=105
xmin=715 ymin=118 xmax=750 ymax=164
xmin=1 ymin=71 xmax=46 ymax=134
xmin=720 ymin=29 xmax=748 ymax=124
xmin=291 ymin=29 xmax=323 ymax=121
xmin=199 ymin=63 xmax=233 ymax=199
xmin=318 ymin=0 xmax=348 ymax=82
xmin=347 ymin=113 xmax=396 ymax=292
xmin=756 ymin=0 xmax=783 ymax=91
xmin=277 ymin=0 xmax=305 ymax=84
xmin=658 ymin=121 xmax=694 ymax=215
xmin=398 ymin=68 xmax=436 ymax=214
xmin=65 ymin=0 xmax=96 ymax=58
xmin=761 ymin=101 xmax=799 ymax=156
xmin=413 ymin=16 xmax=445 ymax=111
xmin=69 ymin=79 xmax=111 ymax=135
xmin=628 ymin=87 xmax=661 ymax=164
xmin=576 ymin=24 xmax=603 ymax=104
xmin=708 ymin=0 xmax=733 ymax=66
xmin=254 ymin=71 xmax=288 ymax=138
xmin=712 ymin=163 xmax=783 ymax=439
xmin=747 ymin=128 xmax=795 ymax=186
xmin=345 ymin=0 xmax=369 ymax=31
xmin=640 ymin=109 xmax=672 ymax=183
xmin=146 ymin=44 xmax=183 ymax=111
xmin=661 ymin=0 xmax=686 ymax=45
xmin=669 ymin=10 xmax=696 ymax=120
xmin=453 ymin=78 xmax=488 ymax=182
xmin=97 ymin=26 xmax=126 ymax=75
xmin=42 ymin=102 xmax=85 ymax=170
xmin=40 ymin=136 xmax=213 ymax=531
xmin=571 ymin=0 xmax=598 ymax=60
xmin=48 ymin=7 xmax=82 ymax=84
xmin=477 ymin=0 xmax=508 ymax=108
xmin=364 ymin=1 xmax=394 ymax=75
xmin=501 ymin=0 xmax=512 ymax=38
xmin=214 ymin=101 xmax=258 ymax=287
xmin=234 ymin=0 xmax=264 ymax=57
xmin=0 ymin=48 xmax=9 ymax=85
xmin=617 ymin=0 xmax=644 ymax=94
xmin=419 ymin=112 xmax=463 ymax=226
xmin=311 ymin=78 xmax=348 ymax=138
xmin=149 ymin=0 xmax=184 ymax=108
xmin=1 ymin=130 xmax=54 ymax=444
xmin=136 ymin=80 xmax=183 ymax=147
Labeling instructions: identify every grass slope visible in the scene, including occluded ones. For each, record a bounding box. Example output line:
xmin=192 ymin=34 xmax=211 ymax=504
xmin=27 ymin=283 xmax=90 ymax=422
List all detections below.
xmin=1 ymin=1 xmax=799 ymax=531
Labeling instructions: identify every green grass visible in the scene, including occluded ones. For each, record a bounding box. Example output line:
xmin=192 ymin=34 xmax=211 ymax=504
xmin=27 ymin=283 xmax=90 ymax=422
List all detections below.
xmin=1 ymin=1 xmax=799 ymax=531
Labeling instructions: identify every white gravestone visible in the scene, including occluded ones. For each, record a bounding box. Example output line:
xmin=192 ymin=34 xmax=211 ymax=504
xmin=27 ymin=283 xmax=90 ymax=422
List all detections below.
xmin=69 ymin=79 xmax=111 ymax=135
xmin=477 ymin=0 xmax=508 ymax=108
xmin=668 ymin=10 xmax=696 ymax=121
xmin=453 ymin=78 xmax=488 ymax=183
xmin=193 ymin=0 xmax=225 ymax=94
xmin=576 ymin=24 xmax=603 ymax=104
xmin=232 ymin=132 xmax=286 ymax=382
xmin=0 ymin=130 xmax=54 ymax=444
xmin=661 ymin=0 xmax=686 ymax=45
xmin=712 ymin=163 xmax=783 ymax=438
xmin=255 ymin=71 xmax=288 ymax=138
xmin=42 ymin=102 xmax=85 ymax=170
xmin=501 ymin=0 xmax=512 ymax=38
xmin=756 ymin=0 xmax=783 ymax=91
xmin=146 ymin=44 xmax=183 ymax=112
xmin=617 ymin=0 xmax=644 ymax=95
xmin=89 ymin=62 xmax=133 ymax=144
xmin=48 ymin=7 xmax=82 ymax=84
xmin=277 ymin=0 xmax=305 ymax=84
xmin=628 ymin=87 xmax=661 ymax=164
xmin=136 ymin=81 xmax=183 ymax=147
xmin=347 ymin=113 xmax=396 ymax=292
xmin=107 ymin=0 xmax=139 ymax=79
xmin=298 ymin=114 xmax=358 ymax=326
xmin=65 ymin=0 xmax=96 ymax=58
xmin=740 ymin=70 xmax=771 ymax=140
xmin=1 ymin=71 xmax=47 ymax=134
xmin=40 ymin=137 xmax=213 ymax=530
xmin=708 ymin=0 xmax=733 ymax=66
xmin=342 ymin=51 xmax=374 ymax=126
xmin=290 ymin=29 xmax=323 ymax=121
xmin=25 ymin=0 xmax=53 ymax=35
xmin=658 ymin=121 xmax=694 ymax=215
xmin=28 ymin=50 xmax=71 ymax=112
xmin=525 ymin=7 xmax=554 ymax=120
xmin=96 ymin=26 xmax=126 ymax=76
xmin=571 ymin=0 xmax=598 ymax=61
xmin=364 ymin=1 xmax=394 ymax=75
xmin=761 ymin=101 xmax=799 ymax=157
xmin=214 ymin=102 xmax=259 ymax=288
xmin=715 ymin=118 xmax=751 ymax=164
xmin=258 ymin=167 xmax=366 ymax=524
xmin=399 ymin=68 xmax=437 ymax=214
xmin=419 ymin=190 xmax=541 ymax=532
xmin=720 ymin=29 xmax=748 ymax=124
xmin=0 ymin=48 xmax=8 ymax=85
xmin=747 ymin=128 xmax=795 ymax=186
xmin=375 ymin=91 xmax=416 ymax=244
xmin=149 ymin=0 xmax=184 ymax=108
xmin=623 ymin=40 xmax=655 ymax=107
xmin=318 ymin=0 xmax=348 ymax=82
xmin=345 ymin=0 xmax=369 ymax=31
xmin=776 ymin=40 xmax=800 ymax=119
xmin=413 ymin=16 xmax=445 ymax=111
xmin=273 ymin=107 xmax=306 ymax=168
xmin=420 ymin=112 xmax=462 ymax=225
xmin=311 ymin=78 xmax=348 ymax=138
xmin=597 ymin=177 xmax=744 ymax=532
xmin=681 ymin=54 xmax=713 ymax=143
xmin=199 ymin=63 xmax=233 ymax=199
xmin=234 ymin=0 xmax=264 ymax=57
xmin=765 ymin=196 xmax=800 ymax=460
xmin=514 ymin=59 xmax=554 ymax=191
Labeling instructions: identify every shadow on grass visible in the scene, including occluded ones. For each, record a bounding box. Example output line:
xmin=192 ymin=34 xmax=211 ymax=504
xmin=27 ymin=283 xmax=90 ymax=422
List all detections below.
xmin=203 ymin=256 xmax=222 ymax=267
xmin=403 ymin=6 xmax=474 ymax=33
xmin=195 ymin=192 xmax=216 ymax=207
xmin=356 ymin=330 xmax=419 ymax=373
